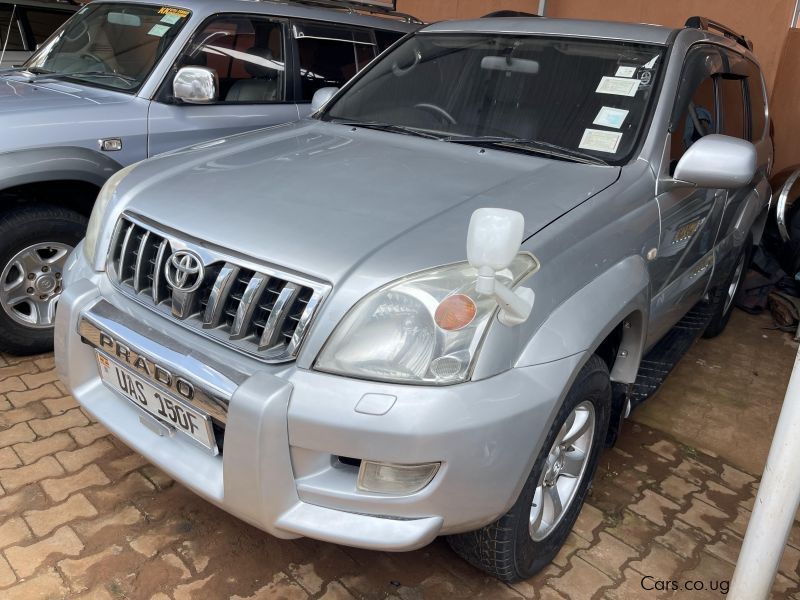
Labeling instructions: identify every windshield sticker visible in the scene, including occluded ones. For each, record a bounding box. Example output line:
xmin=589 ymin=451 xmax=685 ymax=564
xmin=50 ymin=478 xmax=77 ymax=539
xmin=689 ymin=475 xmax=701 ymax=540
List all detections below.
xmin=596 ymin=76 xmax=640 ymax=97
xmin=161 ymin=14 xmax=182 ymax=25
xmin=148 ymin=24 xmax=170 ymax=37
xmin=579 ymin=129 xmax=623 ymax=154
xmin=615 ymin=66 xmax=637 ymax=78
xmin=158 ymin=7 xmax=189 ymax=18
xmin=638 ymin=70 xmax=654 ymax=87
xmin=643 ymin=55 xmax=659 ymax=69
xmin=593 ymin=107 xmax=629 ymax=129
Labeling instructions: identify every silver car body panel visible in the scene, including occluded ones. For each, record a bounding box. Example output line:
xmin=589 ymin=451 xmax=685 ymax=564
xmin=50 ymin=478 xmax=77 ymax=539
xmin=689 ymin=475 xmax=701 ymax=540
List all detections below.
xmin=56 ymin=18 xmax=773 ymax=550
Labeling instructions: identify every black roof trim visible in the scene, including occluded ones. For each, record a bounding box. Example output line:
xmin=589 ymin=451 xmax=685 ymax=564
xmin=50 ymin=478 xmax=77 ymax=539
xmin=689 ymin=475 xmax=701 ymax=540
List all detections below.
xmin=685 ymin=16 xmax=753 ymax=51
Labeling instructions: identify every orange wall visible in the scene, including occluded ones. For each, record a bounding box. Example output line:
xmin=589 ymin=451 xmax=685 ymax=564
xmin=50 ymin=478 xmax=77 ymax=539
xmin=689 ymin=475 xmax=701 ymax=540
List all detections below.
xmin=397 ymin=0 xmax=794 ymax=93
xmin=771 ymin=28 xmax=800 ymax=171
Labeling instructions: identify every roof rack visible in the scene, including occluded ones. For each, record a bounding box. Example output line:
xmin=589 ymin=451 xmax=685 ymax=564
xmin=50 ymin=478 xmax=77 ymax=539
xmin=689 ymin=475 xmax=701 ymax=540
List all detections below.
xmin=685 ymin=16 xmax=753 ymax=51
xmin=282 ymin=0 xmax=422 ymax=24
xmin=482 ymin=10 xmax=541 ymax=18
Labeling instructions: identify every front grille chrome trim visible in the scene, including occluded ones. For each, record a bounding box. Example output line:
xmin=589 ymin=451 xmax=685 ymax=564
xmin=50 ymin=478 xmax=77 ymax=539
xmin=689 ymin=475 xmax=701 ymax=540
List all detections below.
xmin=204 ymin=264 xmax=240 ymax=329
xmin=108 ymin=213 xmax=331 ymax=363
xmin=259 ymin=282 xmax=300 ymax=351
xmin=231 ymin=272 xmax=269 ymax=340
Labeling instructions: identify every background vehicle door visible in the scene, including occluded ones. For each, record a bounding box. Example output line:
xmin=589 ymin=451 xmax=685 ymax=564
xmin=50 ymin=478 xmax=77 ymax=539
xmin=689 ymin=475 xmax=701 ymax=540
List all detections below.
xmin=147 ymin=14 xmax=299 ymax=156
xmin=647 ymin=45 xmax=728 ymax=347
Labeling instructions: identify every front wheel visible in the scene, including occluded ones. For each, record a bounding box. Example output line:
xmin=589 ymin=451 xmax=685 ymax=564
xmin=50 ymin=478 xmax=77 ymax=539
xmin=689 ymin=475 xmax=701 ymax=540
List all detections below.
xmin=0 ymin=205 xmax=87 ymax=355
xmin=447 ymin=355 xmax=611 ymax=581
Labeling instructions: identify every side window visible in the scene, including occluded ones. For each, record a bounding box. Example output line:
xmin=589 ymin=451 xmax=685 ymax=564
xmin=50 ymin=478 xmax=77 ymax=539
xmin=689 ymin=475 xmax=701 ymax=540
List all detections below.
xmin=294 ymin=22 xmax=377 ymax=102
xmin=670 ymin=47 xmax=721 ymax=171
xmin=375 ymin=29 xmax=404 ymax=53
xmin=743 ymin=60 xmax=767 ymax=141
xmin=23 ymin=9 xmax=68 ymax=46
xmin=719 ymin=76 xmax=747 ymax=140
xmin=0 ymin=7 xmax=26 ymax=51
xmin=180 ymin=15 xmax=286 ymax=104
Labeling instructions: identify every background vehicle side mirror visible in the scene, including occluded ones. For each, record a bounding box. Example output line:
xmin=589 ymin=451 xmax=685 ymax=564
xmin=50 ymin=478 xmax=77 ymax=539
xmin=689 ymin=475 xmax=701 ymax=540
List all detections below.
xmin=673 ymin=134 xmax=757 ymax=189
xmin=311 ymin=87 xmax=339 ymax=113
xmin=173 ymin=66 xmax=218 ymax=104
xmin=467 ymin=208 xmax=535 ymax=326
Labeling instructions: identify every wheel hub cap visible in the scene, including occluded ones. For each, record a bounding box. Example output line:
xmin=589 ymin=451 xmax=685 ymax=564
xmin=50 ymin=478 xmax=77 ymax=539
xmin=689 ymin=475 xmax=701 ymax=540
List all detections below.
xmin=1 ymin=242 xmax=72 ymax=329
xmin=529 ymin=401 xmax=596 ymax=542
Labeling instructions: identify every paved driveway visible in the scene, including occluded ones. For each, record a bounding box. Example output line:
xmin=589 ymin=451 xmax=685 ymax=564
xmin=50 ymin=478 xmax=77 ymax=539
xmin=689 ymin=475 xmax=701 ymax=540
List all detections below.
xmin=0 ymin=311 xmax=798 ymax=599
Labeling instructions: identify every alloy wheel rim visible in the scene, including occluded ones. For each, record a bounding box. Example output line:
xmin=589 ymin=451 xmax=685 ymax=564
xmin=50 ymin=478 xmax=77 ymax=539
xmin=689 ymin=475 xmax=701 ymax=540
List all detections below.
xmin=723 ymin=254 xmax=746 ymax=316
xmin=529 ymin=400 xmax=596 ymax=542
xmin=0 ymin=242 xmax=72 ymax=329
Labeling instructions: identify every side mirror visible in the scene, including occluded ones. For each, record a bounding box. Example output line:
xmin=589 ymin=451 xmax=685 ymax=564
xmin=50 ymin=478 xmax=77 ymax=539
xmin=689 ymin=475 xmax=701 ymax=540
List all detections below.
xmin=673 ymin=134 xmax=757 ymax=189
xmin=173 ymin=66 xmax=218 ymax=105
xmin=311 ymin=87 xmax=339 ymax=113
xmin=467 ymin=208 xmax=535 ymax=327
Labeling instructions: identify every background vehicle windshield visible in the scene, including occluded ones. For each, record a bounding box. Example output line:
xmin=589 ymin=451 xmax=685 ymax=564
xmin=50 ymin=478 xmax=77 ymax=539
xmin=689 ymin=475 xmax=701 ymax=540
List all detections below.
xmin=325 ymin=33 xmax=665 ymax=163
xmin=24 ymin=3 xmax=190 ymax=92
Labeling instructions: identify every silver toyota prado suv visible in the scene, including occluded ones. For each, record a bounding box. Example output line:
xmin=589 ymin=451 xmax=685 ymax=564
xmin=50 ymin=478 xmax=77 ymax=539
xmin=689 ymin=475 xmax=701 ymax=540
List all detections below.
xmin=56 ymin=14 xmax=771 ymax=581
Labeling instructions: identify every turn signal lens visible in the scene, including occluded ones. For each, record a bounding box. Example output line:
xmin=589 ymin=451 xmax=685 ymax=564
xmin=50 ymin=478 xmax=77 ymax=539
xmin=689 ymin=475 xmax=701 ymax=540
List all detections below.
xmin=357 ymin=461 xmax=440 ymax=495
xmin=434 ymin=294 xmax=477 ymax=331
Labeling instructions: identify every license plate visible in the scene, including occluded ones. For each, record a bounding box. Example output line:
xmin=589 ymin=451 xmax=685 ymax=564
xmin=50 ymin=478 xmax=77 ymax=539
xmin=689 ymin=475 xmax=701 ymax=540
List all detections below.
xmin=95 ymin=352 xmax=217 ymax=452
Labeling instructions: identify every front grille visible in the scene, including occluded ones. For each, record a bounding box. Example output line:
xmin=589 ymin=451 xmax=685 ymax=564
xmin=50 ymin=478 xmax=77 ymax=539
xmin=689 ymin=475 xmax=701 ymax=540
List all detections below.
xmin=108 ymin=215 xmax=328 ymax=363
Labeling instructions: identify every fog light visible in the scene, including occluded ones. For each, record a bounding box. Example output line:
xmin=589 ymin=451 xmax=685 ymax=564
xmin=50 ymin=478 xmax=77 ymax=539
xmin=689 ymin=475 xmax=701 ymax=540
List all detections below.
xmin=357 ymin=461 xmax=440 ymax=495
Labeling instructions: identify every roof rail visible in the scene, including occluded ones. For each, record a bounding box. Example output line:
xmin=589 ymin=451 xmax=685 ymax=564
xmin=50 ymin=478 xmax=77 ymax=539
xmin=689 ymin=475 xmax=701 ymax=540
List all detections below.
xmin=482 ymin=10 xmax=541 ymax=18
xmin=685 ymin=16 xmax=753 ymax=51
xmin=282 ymin=0 xmax=423 ymax=23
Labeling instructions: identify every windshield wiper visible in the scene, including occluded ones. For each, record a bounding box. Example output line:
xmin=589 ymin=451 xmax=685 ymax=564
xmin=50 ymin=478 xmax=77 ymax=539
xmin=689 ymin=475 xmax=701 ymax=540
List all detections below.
xmin=330 ymin=120 xmax=444 ymax=141
xmin=443 ymin=136 xmax=609 ymax=165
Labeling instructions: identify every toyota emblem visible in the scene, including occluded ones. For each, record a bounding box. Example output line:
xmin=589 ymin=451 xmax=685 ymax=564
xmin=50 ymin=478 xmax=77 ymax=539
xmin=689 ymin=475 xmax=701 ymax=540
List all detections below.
xmin=165 ymin=250 xmax=205 ymax=293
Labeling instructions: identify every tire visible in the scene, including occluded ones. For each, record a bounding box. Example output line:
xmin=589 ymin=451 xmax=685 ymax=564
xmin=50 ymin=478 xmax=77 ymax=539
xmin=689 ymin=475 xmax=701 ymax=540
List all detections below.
xmin=0 ymin=205 xmax=88 ymax=355
xmin=447 ymin=355 xmax=612 ymax=582
xmin=702 ymin=238 xmax=753 ymax=339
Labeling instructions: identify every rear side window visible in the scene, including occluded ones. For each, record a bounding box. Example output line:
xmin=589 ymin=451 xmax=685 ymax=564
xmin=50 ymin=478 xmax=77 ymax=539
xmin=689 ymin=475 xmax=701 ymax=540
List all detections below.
xmin=24 ymin=8 xmax=69 ymax=46
xmin=0 ymin=7 xmax=26 ymax=51
xmin=294 ymin=21 xmax=377 ymax=101
xmin=743 ymin=60 xmax=767 ymax=141
xmin=719 ymin=76 xmax=747 ymax=140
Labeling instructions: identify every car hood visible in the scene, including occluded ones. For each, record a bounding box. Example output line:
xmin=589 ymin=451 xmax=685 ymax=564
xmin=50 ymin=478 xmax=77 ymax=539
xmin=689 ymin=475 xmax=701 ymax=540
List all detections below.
xmin=118 ymin=120 xmax=620 ymax=286
xmin=0 ymin=74 xmax=129 ymax=113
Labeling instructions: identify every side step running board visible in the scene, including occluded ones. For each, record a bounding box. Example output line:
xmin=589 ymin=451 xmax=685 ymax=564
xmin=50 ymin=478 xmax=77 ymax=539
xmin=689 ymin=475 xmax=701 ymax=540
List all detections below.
xmin=628 ymin=302 xmax=715 ymax=409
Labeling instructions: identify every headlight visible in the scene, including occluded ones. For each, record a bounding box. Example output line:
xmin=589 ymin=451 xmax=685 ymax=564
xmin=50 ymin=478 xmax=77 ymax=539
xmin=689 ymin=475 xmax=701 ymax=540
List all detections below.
xmin=83 ymin=162 xmax=139 ymax=265
xmin=315 ymin=254 xmax=538 ymax=385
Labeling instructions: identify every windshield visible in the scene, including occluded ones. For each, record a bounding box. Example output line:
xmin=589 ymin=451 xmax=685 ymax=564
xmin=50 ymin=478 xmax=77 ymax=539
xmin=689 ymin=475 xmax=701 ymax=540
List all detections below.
xmin=324 ymin=33 xmax=665 ymax=164
xmin=24 ymin=3 xmax=191 ymax=92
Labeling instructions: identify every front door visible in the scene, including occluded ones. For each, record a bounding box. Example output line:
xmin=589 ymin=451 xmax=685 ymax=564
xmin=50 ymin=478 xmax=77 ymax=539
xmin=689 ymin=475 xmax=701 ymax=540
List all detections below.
xmin=647 ymin=45 xmax=727 ymax=347
xmin=147 ymin=15 xmax=299 ymax=156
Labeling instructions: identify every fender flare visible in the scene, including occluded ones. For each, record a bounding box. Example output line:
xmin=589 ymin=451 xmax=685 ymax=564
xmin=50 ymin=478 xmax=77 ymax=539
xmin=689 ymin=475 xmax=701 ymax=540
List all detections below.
xmin=0 ymin=146 xmax=124 ymax=191
xmin=516 ymin=254 xmax=650 ymax=384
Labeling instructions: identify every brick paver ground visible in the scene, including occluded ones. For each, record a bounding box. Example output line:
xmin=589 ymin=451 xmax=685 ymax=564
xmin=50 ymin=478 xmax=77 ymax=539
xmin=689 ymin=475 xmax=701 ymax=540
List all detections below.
xmin=0 ymin=350 xmax=798 ymax=599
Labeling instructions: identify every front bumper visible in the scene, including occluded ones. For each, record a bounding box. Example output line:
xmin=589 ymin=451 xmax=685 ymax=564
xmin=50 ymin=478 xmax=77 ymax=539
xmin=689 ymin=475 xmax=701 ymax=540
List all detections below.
xmin=55 ymin=251 xmax=581 ymax=551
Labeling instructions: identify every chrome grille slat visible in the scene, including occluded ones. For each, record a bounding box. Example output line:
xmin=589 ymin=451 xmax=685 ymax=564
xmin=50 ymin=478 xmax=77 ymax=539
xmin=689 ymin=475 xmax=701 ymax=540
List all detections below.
xmin=203 ymin=264 xmax=240 ymax=329
xmin=231 ymin=273 xmax=269 ymax=340
xmin=152 ymin=238 xmax=170 ymax=305
xmin=259 ymin=283 xmax=300 ymax=351
xmin=132 ymin=231 xmax=151 ymax=293
xmin=108 ymin=215 xmax=328 ymax=363
xmin=117 ymin=222 xmax=138 ymax=282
